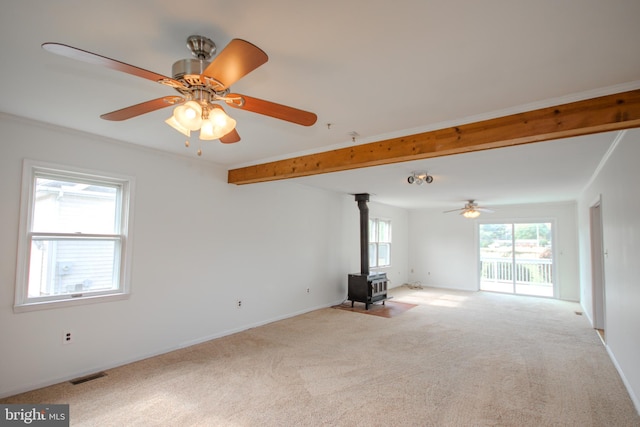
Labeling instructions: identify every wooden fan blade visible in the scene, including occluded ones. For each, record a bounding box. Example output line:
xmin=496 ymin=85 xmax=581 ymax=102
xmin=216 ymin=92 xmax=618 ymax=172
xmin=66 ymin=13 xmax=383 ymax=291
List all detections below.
xmin=225 ymin=93 xmax=317 ymax=126
xmin=201 ymin=39 xmax=268 ymax=90
xmin=42 ymin=42 xmax=186 ymax=90
xmin=100 ymin=96 xmax=184 ymax=121
xmin=220 ymin=128 xmax=241 ymax=144
xmin=443 ymin=208 xmax=463 ymax=213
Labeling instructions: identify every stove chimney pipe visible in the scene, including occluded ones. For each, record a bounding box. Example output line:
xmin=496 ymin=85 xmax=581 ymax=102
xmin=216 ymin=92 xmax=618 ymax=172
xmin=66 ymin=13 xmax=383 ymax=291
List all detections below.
xmin=354 ymin=193 xmax=370 ymax=275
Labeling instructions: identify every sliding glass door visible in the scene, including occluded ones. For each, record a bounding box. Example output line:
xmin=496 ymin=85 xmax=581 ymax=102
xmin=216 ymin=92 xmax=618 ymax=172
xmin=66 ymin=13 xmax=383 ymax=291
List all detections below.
xmin=479 ymin=222 xmax=554 ymax=297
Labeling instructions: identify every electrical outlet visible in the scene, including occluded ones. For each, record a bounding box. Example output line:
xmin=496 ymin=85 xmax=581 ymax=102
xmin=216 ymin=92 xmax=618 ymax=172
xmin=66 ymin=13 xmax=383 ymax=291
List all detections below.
xmin=236 ymin=300 xmax=242 ymax=308
xmin=62 ymin=331 xmax=73 ymax=345
xmin=306 ymin=288 xmax=310 ymax=293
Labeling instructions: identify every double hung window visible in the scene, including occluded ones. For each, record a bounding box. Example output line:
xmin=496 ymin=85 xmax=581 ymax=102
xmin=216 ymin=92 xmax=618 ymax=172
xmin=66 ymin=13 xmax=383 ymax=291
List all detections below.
xmin=14 ymin=160 xmax=134 ymax=311
xmin=369 ymin=218 xmax=391 ymax=268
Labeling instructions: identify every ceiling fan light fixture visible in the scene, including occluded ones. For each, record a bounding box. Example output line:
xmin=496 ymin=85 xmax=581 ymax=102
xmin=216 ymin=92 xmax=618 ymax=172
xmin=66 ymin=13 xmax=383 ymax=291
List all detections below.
xmin=209 ymin=105 xmax=236 ymax=131
xmin=199 ymin=119 xmax=217 ymax=140
xmin=199 ymin=105 xmax=236 ymax=140
xmin=173 ymin=101 xmax=203 ymax=131
xmin=444 ymin=200 xmax=493 ymax=217
xmin=41 ymin=37 xmax=317 ymax=155
xmin=462 ymin=209 xmax=481 ymax=219
xmin=165 ymin=115 xmax=191 ymax=137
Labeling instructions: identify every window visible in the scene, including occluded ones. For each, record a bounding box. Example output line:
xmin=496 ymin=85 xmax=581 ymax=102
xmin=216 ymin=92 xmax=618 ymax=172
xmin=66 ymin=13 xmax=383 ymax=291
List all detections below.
xmin=14 ymin=160 xmax=134 ymax=311
xmin=479 ymin=222 xmax=554 ymax=297
xmin=369 ymin=218 xmax=391 ymax=268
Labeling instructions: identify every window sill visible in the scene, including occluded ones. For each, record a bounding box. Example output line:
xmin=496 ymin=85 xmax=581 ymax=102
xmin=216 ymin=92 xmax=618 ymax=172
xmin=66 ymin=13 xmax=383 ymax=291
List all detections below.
xmin=13 ymin=292 xmax=130 ymax=313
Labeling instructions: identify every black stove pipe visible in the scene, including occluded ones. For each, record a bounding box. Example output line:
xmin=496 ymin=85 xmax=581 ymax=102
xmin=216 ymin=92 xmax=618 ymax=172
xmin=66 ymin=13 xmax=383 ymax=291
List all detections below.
xmin=354 ymin=193 xmax=370 ymax=275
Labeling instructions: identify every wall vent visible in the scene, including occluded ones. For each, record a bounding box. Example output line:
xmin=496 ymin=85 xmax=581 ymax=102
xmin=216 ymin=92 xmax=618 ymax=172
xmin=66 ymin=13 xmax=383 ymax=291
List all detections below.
xmin=69 ymin=372 xmax=107 ymax=385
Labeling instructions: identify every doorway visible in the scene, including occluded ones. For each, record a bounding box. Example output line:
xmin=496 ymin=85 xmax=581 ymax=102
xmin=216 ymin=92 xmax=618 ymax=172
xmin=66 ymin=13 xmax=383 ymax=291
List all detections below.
xmin=479 ymin=222 xmax=554 ymax=297
xmin=590 ymin=200 xmax=606 ymax=341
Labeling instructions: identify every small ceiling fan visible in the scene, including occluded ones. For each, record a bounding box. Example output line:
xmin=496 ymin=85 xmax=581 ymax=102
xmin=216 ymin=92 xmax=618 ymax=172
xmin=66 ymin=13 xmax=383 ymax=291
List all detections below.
xmin=41 ymin=35 xmax=317 ymax=149
xmin=443 ymin=200 xmax=494 ymax=218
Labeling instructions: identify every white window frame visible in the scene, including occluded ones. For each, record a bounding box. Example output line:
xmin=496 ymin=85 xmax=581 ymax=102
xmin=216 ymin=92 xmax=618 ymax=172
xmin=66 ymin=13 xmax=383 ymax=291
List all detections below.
xmin=14 ymin=160 xmax=135 ymax=312
xmin=477 ymin=219 xmax=556 ymax=297
xmin=369 ymin=217 xmax=391 ymax=269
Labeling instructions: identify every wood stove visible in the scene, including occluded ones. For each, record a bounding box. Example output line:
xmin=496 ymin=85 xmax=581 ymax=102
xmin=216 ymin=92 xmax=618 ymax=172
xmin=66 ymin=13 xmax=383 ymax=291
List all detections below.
xmin=348 ymin=193 xmax=388 ymax=309
xmin=348 ymin=272 xmax=388 ymax=310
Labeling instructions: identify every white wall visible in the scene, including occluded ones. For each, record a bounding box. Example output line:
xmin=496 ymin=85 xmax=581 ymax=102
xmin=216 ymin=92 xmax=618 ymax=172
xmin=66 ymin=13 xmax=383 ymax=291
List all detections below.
xmin=408 ymin=207 xmax=478 ymax=291
xmin=366 ymin=201 xmax=410 ymax=289
xmin=0 ymin=114 xmax=352 ymax=398
xmin=408 ymin=202 xmax=580 ymax=301
xmin=328 ymin=194 xmax=410 ymax=291
xmin=577 ymin=129 xmax=640 ymax=410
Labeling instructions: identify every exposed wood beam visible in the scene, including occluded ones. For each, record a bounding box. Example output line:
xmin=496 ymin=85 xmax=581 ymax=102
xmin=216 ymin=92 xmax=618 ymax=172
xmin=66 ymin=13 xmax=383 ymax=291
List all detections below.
xmin=228 ymin=89 xmax=640 ymax=185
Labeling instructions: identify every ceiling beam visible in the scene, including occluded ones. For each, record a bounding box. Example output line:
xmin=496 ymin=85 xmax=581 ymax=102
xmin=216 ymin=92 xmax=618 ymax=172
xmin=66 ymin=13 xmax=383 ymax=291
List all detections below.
xmin=228 ymin=88 xmax=640 ymax=185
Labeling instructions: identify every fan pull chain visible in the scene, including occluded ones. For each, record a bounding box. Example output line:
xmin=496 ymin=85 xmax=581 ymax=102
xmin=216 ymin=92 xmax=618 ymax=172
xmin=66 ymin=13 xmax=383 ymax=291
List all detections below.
xmin=184 ymin=139 xmax=203 ymax=156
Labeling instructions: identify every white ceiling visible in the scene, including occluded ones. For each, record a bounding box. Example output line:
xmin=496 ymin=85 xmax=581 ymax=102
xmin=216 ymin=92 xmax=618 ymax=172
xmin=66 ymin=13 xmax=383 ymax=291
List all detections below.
xmin=1 ymin=1 xmax=639 ymax=210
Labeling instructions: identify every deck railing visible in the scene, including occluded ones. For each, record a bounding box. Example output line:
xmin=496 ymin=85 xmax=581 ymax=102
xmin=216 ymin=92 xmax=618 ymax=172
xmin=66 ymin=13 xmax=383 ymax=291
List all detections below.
xmin=480 ymin=257 xmax=553 ymax=285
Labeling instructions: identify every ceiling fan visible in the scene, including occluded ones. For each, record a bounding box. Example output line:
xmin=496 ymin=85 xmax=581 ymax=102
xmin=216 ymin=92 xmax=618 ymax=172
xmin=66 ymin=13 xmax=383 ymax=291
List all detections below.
xmin=41 ymin=35 xmax=317 ymax=151
xmin=443 ymin=200 xmax=494 ymax=218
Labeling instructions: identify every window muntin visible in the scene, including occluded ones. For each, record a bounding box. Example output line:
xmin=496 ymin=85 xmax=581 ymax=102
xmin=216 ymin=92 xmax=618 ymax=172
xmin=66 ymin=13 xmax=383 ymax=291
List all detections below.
xmin=15 ymin=161 xmax=133 ymax=311
xmin=369 ymin=218 xmax=391 ymax=268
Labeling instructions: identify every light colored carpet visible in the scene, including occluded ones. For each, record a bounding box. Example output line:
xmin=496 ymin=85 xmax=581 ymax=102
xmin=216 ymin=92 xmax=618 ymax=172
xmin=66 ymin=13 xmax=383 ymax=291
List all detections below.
xmin=3 ymin=286 xmax=639 ymax=426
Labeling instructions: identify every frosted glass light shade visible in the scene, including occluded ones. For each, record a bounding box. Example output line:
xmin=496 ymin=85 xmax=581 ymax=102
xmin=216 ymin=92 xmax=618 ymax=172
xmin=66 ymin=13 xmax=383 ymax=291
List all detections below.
xmin=173 ymin=101 xmax=203 ymax=131
xmin=165 ymin=115 xmax=191 ymax=136
xmin=462 ymin=209 xmax=481 ymax=218
xmin=199 ymin=119 xmax=219 ymax=140
xmin=199 ymin=106 xmax=236 ymax=140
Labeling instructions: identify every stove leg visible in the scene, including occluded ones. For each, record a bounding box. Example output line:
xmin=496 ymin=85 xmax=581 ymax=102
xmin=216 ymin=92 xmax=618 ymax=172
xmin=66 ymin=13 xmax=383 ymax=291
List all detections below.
xmin=351 ymin=300 xmax=354 ymax=308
